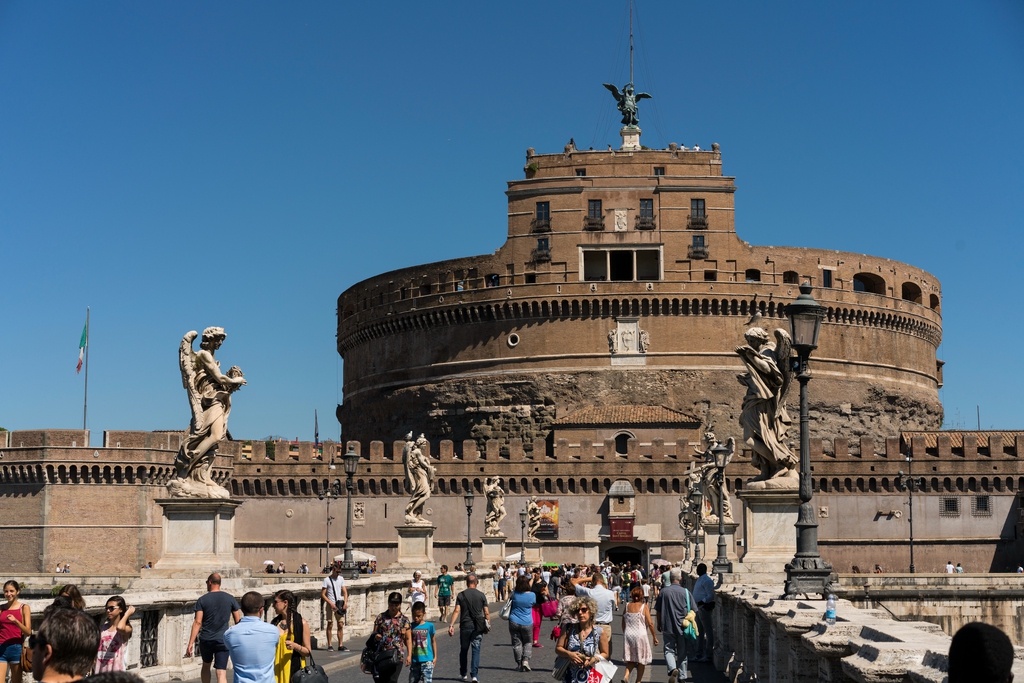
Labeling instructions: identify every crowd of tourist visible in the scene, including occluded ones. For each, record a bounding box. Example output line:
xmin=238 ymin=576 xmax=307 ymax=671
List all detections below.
xmin=2 ymin=558 xmax=1017 ymax=683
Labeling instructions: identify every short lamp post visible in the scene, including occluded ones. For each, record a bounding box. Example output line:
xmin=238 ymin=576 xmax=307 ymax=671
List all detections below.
xmin=519 ymin=509 xmax=527 ymax=565
xmin=317 ymin=478 xmax=342 ymax=573
xmin=784 ymin=283 xmax=835 ymax=597
xmin=463 ymin=488 xmax=476 ymax=571
xmin=340 ymin=444 xmax=360 ymax=580
xmin=712 ymin=441 xmax=733 ymax=574
xmin=896 ymin=458 xmax=924 ymax=574
xmin=690 ymin=485 xmax=703 ymax=563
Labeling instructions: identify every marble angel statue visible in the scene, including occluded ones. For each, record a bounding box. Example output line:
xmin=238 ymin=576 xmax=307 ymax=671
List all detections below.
xmin=169 ymin=327 xmax=246 ymax=498
xmin=736 ymin=326 xmax=798 ymax=489
xmin=403 ymin=432 xmax=436 ymax=525
xmin=484 ymin=476 xmax=507 ymax=536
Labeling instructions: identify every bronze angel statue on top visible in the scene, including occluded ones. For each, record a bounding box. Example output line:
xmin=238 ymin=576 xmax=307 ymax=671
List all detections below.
xmin=736 ymin=326 xmax=799 ymax=489
xmin=169 ymin=327 xmax=246 ymax=498
xmin=603 ymin=82 xmax=651 ymax=127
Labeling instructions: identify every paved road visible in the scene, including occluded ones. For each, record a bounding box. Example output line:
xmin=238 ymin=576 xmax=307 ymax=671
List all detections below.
xmin=181 ymin=603 xmax=725 ymax=683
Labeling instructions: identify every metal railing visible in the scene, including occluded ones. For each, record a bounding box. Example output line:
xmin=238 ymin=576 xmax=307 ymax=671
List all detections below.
xmin=583 ymin=216 xmax=605 ymax=231
xmin=688 ymin=244 xmax=709 ymax=260
xmin=635 ymin=216 xmax=656 ymax=230
xmin=531 ymin=217 xmax=551 ymax=233
xmin=687 ymin=214 xmax=708 ymax=230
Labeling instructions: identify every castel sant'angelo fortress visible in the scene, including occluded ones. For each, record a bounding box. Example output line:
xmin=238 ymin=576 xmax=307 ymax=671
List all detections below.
xmin=336 ymin=131 xmax=944 ymax=449
xmin=4 ymin=83 xmax=1024 ymax=577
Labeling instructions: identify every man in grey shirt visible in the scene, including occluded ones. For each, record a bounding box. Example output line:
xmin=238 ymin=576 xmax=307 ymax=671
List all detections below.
xmin=572 ymin=568 xmax=619 ymax=657
xmin=654 ymin=568 xmax=694 ymax=683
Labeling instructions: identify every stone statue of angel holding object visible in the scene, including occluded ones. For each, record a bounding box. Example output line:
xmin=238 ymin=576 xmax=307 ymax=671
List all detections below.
xmin=169 ymin=327 xmax=246 ymax=498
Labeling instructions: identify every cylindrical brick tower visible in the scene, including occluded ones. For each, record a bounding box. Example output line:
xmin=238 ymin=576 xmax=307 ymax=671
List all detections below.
xmin=337 ymin=142 xmax=942 ymax=450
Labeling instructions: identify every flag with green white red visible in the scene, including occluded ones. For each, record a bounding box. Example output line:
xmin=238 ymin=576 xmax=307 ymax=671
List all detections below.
xmin=77 ymin=318 xmax=88 ymax=373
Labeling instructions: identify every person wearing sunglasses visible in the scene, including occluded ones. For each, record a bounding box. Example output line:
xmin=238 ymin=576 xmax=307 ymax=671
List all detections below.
xmin=95 ymin=597 xmax=135 ymax=673
xmin=554 ymin=596 xmax=610 ymax=683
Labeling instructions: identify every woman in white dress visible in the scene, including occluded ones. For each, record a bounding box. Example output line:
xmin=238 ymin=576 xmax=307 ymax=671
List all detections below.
xmin=620 ymin=586 xmax=657 ymax=683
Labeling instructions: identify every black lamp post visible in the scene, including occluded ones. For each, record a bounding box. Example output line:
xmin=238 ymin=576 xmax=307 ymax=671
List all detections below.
xmin=896 ymin=457 xmax=924 ymax=573
xmin=690 ymin=485 xmax=703 ymax=563
xmin=519 ymin=509 xmax=527 ymax=565
xmin=712 ymin=442 xmax=733 ymax=574
xmin=463 ymin=488 xmax=476 ymax=571
xmin=784 ymin=283 xmax=835 ymax=597
xmin=318 ymin=478 xmax=342 ymax=572
xmin=340 ymin=444 xmax=360 ymax=580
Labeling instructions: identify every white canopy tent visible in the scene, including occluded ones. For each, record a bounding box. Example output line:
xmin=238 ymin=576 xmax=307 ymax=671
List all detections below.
xmin=333 ymin=550 xmax=377 ymax=563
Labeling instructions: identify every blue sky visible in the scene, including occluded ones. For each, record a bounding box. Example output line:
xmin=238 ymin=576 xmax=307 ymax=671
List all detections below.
xmin=1 ymin=1 xmax=1021 ymax=444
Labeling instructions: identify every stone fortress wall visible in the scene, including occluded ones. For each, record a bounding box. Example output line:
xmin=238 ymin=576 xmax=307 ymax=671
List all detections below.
xmin=4 ymin=427 xmax=1023 ymax=575
xmin=336 ymin=144 xmax=944 ymax=450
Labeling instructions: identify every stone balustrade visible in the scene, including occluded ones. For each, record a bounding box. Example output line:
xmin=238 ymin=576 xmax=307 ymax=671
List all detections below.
xmin=713 ymin=581 xmax=1024 ymax=682
xmin=15 ymin=570 xmax=492 ymax=683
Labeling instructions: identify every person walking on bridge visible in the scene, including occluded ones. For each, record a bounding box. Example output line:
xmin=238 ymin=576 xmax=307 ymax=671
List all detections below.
xmin=447 ymin=574 xmax=489 ymax=683
xmin=654 ymin=568 xmax=694 ymax=683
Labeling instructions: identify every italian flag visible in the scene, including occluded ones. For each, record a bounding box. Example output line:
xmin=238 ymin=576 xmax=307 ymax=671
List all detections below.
xmin=77 ymin=318 xmax=88 ymax=373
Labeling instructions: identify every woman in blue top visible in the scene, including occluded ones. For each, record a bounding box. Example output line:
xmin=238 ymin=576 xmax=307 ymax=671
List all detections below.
xmin=508 ymin=576 xmax=536 ymax=671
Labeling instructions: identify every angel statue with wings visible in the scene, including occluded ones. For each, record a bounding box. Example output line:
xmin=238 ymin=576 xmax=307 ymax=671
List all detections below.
xmin=403 ymin=432 xmax=436 ymax=525
xmin=169 ymin=327 xmax=246 ymax=498
xmin=692 ymin=429 xmax=736 ymax=522
xmin=736 ymin=326 xmax=799 ymax=489
xmin=603 ymin=82 xmax=651 ymax=127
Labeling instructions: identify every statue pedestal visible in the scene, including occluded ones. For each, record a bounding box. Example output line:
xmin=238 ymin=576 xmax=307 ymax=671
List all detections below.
xmin=701 ymin=520 xmax=740 ymax=569
xmin=620 ymin=125 xmax=641 ymax=151
xmin=523 ymin=540 xmax=543 ymax=564
xmin=153 ymin=498 xmax=241 ymax=571
xmin=480 ymin=535 xmax=507 ymax=562
xmin=388 ymin=525 xmax=438 ymax=572
xmin=734 ymin=489 xmax=800 ymax=577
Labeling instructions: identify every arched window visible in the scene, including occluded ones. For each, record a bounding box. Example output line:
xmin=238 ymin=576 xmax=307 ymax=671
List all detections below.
xmin=744 ymin=269 xmax=761 ymax=282
xmin=901 ymin=282 xmax=922 ymax=303
xmin=783 ymin=271 xmax=799 ymax=284
xmin=930 ymin=294 xmax=940 ymax=311
xmin=615 ymin=432 xmax=633 ymax=456
xmin=853 ymin=273 xmax=886 ymax=295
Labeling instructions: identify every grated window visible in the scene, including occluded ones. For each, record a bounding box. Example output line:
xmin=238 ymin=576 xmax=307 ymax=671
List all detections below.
xmin=939 ymin=496 xmax=960 ymax=518
xmin=972 ymin=495 xmax=992 ymax=516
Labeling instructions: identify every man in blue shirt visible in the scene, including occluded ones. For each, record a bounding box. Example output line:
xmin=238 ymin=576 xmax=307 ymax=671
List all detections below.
xmin=692 ymin=563 xmax=716 ymax=662
xmin=224 ymin=591 xmax=281 ymax=683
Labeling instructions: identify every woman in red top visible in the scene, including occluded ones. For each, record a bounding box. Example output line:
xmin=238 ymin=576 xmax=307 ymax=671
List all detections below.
xmin=0 ymin=581 xmax=31 ymax=683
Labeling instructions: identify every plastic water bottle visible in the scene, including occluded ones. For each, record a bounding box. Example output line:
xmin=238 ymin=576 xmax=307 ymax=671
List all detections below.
xmin=825 ymin=594 xmax=837 ymax=625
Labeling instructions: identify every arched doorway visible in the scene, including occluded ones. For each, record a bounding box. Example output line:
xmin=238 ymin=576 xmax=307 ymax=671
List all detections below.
xmin=604 ymin=546 xmax=642 ymax=566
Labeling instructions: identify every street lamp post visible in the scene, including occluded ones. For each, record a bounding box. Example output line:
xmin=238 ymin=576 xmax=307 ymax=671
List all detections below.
xmin=691 ymin=485 xmax=703 ymax=563
xmin=463 ymin=488 xmax=476 ymax=571
xmin=712 ymin=442 xmax=733 ymax=574
xmin=317 ymin=478 xmax=342 ymax=572
xmin=784 ymin=283 xmax=836 ymax=597
xmin=896 ymin=457 xmax=924 ymax=573
xmin=519 ymin=509 xmax=527 ymax=565
xmin=340 ymin=444 xmax=361 ymax=580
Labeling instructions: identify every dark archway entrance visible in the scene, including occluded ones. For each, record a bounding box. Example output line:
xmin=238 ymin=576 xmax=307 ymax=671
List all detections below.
xmin=604 ymin=545 xmax=642 ymax=566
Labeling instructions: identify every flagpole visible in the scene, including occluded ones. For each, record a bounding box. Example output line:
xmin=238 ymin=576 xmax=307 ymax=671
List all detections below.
xmin=83 ymin=307 xmax=90 ymax=430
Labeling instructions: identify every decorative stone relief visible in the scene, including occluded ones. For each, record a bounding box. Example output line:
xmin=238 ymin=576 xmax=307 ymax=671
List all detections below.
xmin=614 ymin=209 xmax=628 ymax=232
xmin=609 ymin=318 xmax=648 ymax=366
xmin=354 ymin=501 xmax=365 ymax=526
